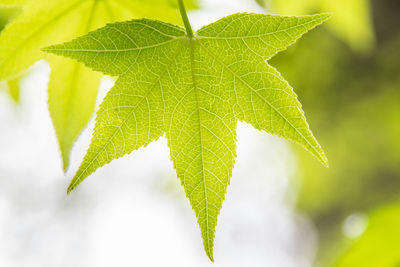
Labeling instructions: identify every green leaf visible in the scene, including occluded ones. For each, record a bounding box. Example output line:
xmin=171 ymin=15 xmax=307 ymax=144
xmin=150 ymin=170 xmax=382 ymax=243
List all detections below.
xmin=44 ymin=13 xmax=329 ymax=260
xmin=0 ymin=0 xmax=196 ymax=170
xmin=0 ymin=0 xmax=28 ymax=6
xmin=259 ymin=0 xmax=374 ymax=52
xmin=6 ymin=74 xmax=21 ymax=102
xmin=335 ymin=203 xmax=400 ymax=267
xmin=0 ymin=4 xmax=21 ymax=101
xmin=0 ymin=5 xmax=20 ymax=29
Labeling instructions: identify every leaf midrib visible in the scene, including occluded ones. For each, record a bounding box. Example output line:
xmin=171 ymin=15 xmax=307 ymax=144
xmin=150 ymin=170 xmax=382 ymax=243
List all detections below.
xmin=197 ymin=15 xmax=325 ymax=40
xmin=45 ymin=37 xmax=184 ymax=53
xmin=58 ymin=0 xmax=101 ymax=170
xmin=68 ymin=39 xmax=185 ymax=192
xmin=188 ymin=38 xmax=212 ymax=259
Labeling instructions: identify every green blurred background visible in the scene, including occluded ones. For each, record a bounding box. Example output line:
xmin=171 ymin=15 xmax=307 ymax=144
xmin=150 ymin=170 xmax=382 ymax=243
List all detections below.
xmin=261 ymin=0 xmax=400 ymax=266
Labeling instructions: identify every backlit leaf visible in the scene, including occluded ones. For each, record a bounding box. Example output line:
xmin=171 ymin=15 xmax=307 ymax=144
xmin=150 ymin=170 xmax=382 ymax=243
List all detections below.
xmin=0 ymin=0 xmax=196 ymax=170
xmin=44 ymin=13 xmax=328 ymax=260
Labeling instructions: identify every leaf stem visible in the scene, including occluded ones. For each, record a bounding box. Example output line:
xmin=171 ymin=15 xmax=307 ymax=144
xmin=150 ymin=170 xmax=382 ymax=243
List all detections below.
xmin=177 ymin=0 xmax=193 ymax=38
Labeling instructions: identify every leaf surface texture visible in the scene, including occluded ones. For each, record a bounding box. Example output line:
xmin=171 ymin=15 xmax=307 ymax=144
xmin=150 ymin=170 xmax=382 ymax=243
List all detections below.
xmin=44 ymin=13 xmax=329 ymax=260
xmin=0 ymin=0 xmax=196 ymax=169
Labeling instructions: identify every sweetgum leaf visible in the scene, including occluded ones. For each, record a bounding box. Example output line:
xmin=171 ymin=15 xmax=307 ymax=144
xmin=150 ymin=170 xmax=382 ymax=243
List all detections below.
xmin=0 ymin=0 xmax=196 ymax=170
xmin=44 ymin=13 xmax=329 ymax=260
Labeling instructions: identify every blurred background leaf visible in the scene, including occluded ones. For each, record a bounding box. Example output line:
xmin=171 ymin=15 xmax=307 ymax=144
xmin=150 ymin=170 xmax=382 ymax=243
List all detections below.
xmin=6 ymin=75 xmax=21 ymax=103
xmin=334 ymin=202 xmax=400 ymax=267
xmin=0 ymin=5 xmax=21 ymax=103
xmin=0 ymin=5 xmax=19 ymax=30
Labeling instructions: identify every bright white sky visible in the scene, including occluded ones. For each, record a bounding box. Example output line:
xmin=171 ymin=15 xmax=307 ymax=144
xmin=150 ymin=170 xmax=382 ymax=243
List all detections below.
xmin=0 ymin=1 xmax=318 ymax=266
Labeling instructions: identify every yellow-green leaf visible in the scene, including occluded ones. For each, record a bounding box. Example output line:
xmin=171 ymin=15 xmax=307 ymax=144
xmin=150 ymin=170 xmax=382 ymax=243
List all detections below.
xmin=335 ymin=203 xmax=400 ymax=267
xmin=0 ymin=0 xmax=196 ymax=170
xmin=44 ymin=13 xmax=328 ymax=260
xmin=6 ymin=74 xmax=21 ymax=102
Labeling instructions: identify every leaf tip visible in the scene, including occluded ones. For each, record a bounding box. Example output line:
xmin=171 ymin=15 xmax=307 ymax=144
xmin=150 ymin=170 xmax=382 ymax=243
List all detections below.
xmin=303 ymin=137 xmax=329 ymax=168
xmin=62 ymin=163 xmax=68 ymax=173
xmin=202 ymin=233 xmax=216 ymax=262
xmin=41 ymin=44 xmax=61 ymax=55
xmin=206 ymin=248 xmax=214 ymax=262
xmin=314 ymin=145 xmax=329 ymax=168
xmin=66 ymin=182 xmax=76 ymax=195
xmin=322 ymin=156 xmax=329 ymax=168
xmin=315 ymin=12 xmax=333 ymax=23
xmin=60 ymin=149 xmax=70 ymax=173
xmin=40 ymin=45 xmax=51 ymax=52
xmin=310 ymin=142 xmax=329 ymax=167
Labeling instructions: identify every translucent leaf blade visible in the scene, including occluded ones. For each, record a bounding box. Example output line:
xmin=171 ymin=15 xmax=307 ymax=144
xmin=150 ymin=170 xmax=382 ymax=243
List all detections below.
xmin=197 ymin=13 xmax=328 ymax=165
xmin=165 ymin=41 xmax=237 ymax=260
xmin=48 ymin=58 xmax=102 ymax=170
xmin=0 ymin=0 xmax=196 ymax=169
xmin=44 ymin=14 xmax=329 ymax=260
xmin=197 ymin=13 xmax=331 ymax=60
xmin=51 ymin=20 xmax=186 ymax=192
xmin=67 ymin=75 xmax=166 ymax=192
xmin=6 ymin=74 xmax=21 ymax=103
xmin=43 ymin=19 xmax=186 ymax=76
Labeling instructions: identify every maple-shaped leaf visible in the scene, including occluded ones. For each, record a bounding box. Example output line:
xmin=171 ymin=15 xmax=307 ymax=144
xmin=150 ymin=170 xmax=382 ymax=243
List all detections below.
xmin=0 ymin=0 xmax=196 ymax=170
xmin=44 ymin=13 xmax=329 ymax=260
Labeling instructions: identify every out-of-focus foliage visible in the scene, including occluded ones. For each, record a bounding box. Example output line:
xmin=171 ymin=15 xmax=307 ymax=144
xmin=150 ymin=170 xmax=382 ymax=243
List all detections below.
xmin=334 ymin=202 xmax=400 ymax=267
xmin=0 ymin=0 xmax=198 ymax=171
xmin=271 ymin=29 xmax=400 ymax=217
xmin=0 ymin=6 xmax=21 ymax=102
xmin=268 ymin=0 xmax=400 ymax=265
xmin=257 ymin=0 xmax=374 ymax=52
xmin=0 ymin=0 xmax=28 ymax=5
xmin=6 ymin=75 xmax=21 ymax=102
xmin=0 ymin=5 xmax=18 ymax=29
